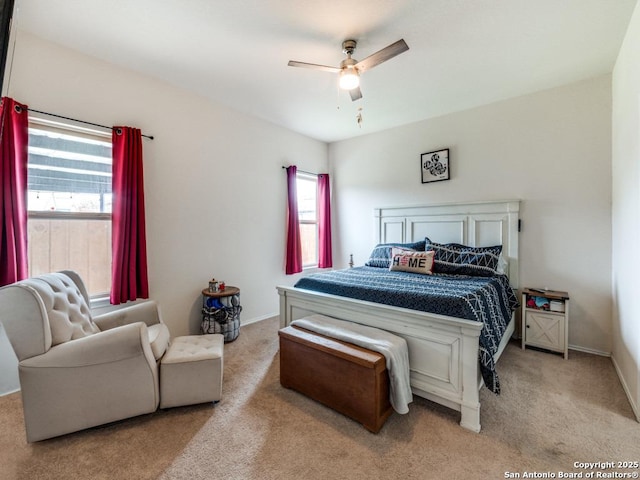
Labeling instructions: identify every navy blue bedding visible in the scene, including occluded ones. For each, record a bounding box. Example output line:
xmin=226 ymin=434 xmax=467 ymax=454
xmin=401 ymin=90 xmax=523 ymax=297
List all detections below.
xmin=294 ymin=266 xmax=519 ymax=394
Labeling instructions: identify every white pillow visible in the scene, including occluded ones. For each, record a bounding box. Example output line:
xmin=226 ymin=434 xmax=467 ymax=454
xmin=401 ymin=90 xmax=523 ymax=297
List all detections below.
xmin=496 ymin=253 xmax=509 ymax=275
xmin=389 ymin=249 xmax=435 ymax=275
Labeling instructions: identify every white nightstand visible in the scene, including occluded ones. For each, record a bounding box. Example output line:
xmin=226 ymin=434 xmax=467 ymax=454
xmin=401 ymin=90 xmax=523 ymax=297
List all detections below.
xmin=521 ymin=288 xmax=569 ymax=359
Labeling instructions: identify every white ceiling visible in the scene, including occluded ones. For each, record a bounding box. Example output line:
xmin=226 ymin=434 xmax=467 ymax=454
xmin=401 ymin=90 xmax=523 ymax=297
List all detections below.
xmin=13 ymin=0 xmax=638 ymax=143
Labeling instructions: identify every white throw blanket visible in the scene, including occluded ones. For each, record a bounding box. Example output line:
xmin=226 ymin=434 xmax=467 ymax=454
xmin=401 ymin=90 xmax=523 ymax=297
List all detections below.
xmin=291 ymin=314 xmax=413 ymax=414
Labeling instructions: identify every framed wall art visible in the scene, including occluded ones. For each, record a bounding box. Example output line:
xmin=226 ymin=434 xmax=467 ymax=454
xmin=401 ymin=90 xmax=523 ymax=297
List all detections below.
xmin=421 ymin=148 xmax=450 ymax=184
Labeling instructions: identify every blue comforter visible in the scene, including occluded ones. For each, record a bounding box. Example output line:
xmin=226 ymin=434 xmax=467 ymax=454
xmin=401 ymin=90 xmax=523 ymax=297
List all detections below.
xmin=294 ymin=266 xmax=519 ymax=393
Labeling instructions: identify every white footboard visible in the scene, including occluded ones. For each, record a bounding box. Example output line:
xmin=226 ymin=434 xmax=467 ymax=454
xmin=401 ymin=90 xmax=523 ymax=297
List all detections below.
xmin=277 ymin=285 xmax=485 ymax=432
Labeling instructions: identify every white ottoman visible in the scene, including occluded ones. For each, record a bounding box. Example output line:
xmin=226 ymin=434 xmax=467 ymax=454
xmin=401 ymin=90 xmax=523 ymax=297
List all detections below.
xmin=160 ymin=334 xmax=224 ymax=408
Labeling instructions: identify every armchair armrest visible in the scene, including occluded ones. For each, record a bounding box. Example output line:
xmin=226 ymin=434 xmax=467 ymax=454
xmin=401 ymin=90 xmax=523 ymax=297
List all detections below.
xmin=20 ymin=322 xmax=155 ymax=368
xmin=93 ymin=301 xmax=162 ymax=331
xmin=17 ymin=322 xmax=160 ymax=442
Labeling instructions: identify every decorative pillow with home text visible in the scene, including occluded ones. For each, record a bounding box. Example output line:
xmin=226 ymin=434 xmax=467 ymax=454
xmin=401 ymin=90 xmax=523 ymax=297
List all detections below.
xmin=389 ymin=248 xmax=435 ymax=274
xmin=364 ymin=240 xmax=426 ymax=268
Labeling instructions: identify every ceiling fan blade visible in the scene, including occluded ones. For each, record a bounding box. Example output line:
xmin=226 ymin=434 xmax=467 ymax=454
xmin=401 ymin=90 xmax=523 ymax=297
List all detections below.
xmin=287 ymin=60 xmax=341 ymax=73
xmin=349 ymin=86 xmax=362 ymax=102
xmin=355 ymin=39 xmax=409 ymax=73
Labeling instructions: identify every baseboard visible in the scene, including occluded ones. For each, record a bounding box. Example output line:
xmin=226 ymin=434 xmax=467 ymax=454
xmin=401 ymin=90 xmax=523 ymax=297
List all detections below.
xmin=611 ymin=354 xmax=640 ymax=422
xmin=568 ymin=344 xmax=611 ymax=357
xmin=515 ymin=336 xmax=612 ymax=357
xmin=0 ymin=387 xmax=19 ymax=396
xmin=241 ymin=313 xmax=278 ymax=327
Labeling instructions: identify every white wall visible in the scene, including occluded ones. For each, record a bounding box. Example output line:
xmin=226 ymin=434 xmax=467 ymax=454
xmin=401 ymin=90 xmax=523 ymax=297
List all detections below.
xmin=330 ymin=76 xmax=612 ymax=355
xmin=7 ymin=31 xmax=327 ymax=337
xmin=612 ymin=2 xmax=640 ymax=420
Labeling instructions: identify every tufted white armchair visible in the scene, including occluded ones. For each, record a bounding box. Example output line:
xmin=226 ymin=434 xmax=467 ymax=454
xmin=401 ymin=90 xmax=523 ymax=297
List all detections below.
xmin=0 ymin=271 xmax=171 ymax=442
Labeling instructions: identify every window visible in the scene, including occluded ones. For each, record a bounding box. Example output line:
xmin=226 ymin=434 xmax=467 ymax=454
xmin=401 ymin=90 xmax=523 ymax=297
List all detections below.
xmin=27 ymin=118 xmax=112 ymax=296
xmin=296 ymin=173 xmax=318 ymax=268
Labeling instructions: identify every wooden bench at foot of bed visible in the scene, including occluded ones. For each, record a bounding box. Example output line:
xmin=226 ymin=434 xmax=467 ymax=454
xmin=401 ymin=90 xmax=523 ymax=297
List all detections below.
xmin=278 ymin=325 xmax=393 ymax=433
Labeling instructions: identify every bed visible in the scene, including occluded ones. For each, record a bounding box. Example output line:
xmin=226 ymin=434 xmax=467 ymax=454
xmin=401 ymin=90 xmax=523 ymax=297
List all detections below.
xmin=277 ymin=200 xmax=520 ymax=432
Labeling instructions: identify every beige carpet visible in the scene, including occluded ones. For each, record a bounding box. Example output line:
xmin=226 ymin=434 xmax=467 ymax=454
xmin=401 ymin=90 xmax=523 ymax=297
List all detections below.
xmin=1 ymin=316 xmax=638 ymax=480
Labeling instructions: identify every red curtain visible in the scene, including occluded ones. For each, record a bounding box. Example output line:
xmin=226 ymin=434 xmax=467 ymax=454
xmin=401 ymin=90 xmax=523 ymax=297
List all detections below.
xmin=317 ymin=173 xmax=332 ymax=268
xmin=0 ymin=97 xmax=28 ymax=287
xmin=285 ymin=165 xmax=302 ymax=274
xmin=111 ymin=126 xmax=148 ymax=304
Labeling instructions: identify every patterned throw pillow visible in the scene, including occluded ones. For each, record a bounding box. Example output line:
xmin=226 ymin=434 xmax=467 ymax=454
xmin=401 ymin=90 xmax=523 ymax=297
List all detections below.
xmin=389 ymin=249 xmax=435 ymax=274
xmin=364 ymin=240 xmax=426 ymax=268
xmin=425 ymin=237 xmax=502 ymax=277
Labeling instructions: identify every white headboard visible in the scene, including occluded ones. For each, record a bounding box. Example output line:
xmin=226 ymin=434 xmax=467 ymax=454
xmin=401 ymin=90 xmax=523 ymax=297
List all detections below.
xmin=374 ymin=200 xmax=520 ymax=288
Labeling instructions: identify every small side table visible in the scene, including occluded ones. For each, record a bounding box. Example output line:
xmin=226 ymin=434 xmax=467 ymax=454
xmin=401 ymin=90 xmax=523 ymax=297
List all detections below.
xmin=201 ymin=286 xmax=242 ymax=342
xmin=521 ymin=288 xmax=569 ymax=359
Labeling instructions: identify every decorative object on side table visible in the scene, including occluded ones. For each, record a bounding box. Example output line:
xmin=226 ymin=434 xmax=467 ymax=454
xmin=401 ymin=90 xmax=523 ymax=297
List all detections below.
xmin=201 ymin=285 xmax=242 ymax=342
xmin=208 ymin=278 xmax=227 ymax=293
xmin=521 ymin=287 xmax=569 ymax=359
xmin=420 ymin=148 xmax=450 ymax=184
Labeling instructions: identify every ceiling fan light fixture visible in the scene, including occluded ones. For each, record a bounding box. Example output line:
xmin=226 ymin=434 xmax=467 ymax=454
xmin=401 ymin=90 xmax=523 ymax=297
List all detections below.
xmin=339 ymin=68 xmax=360 ymax=90
xmin=288 ymin=38 xmax=408 ymax=101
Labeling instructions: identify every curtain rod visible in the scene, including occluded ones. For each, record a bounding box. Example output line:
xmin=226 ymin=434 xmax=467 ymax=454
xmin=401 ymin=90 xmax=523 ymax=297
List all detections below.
xmin=27 ymin=108 xmax=154 ymax=140
xmin=281 ymin=166 xmax=317 ymax=176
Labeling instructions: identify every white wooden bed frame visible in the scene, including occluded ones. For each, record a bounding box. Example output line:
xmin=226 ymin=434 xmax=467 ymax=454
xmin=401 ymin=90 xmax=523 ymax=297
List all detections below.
xmin=277 ymin=200 xmax=520 ymax=432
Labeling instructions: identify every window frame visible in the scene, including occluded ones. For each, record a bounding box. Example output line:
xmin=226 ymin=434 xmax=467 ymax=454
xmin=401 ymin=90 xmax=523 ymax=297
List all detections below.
xmin=296 ymin=171 xmax=319 ymax=269
xmin=26 ymin=116 xmax=113 ymax=301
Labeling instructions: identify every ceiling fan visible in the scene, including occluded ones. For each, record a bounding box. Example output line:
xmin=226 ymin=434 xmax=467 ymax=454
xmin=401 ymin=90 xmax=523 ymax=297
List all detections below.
xmin=288 ymin=39 xmax=409 ymax=101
